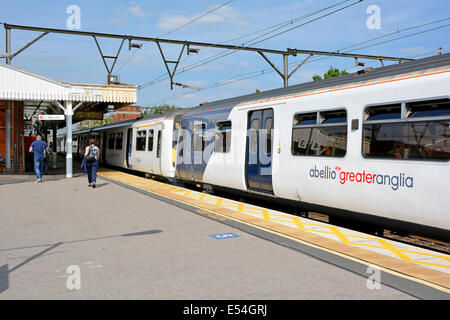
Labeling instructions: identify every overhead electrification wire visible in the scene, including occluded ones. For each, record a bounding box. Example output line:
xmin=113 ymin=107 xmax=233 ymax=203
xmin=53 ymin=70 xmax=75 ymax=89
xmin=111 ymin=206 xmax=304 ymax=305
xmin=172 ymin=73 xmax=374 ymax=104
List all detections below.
xmin=138 ymin=0 xmax=352 ymax=89
xmin=336 ymin=17 xmax=450 ymax=53
xmin=138 ymin=0 xmax=360 ymax=90
xmin=176 ymin=0 xmax=354 ymax=73
xmin=345 ymin=22 xmax=450 ymax=52
xmin=116 ymin=0 xmax=234 ymax=73
xmin=145 ymin=18 xmax=450 ymax=106
xmin=179 ymin=0 xmax=360 ymax=74
xmin=304 ymin=18 xmax=450 ymax=66
xmin=221 ymin=0 xmax=352 ymax=46
xmin=139 ymin=15 xmax=450 ymax=84
xmin=159 ymin=0 xmax=234 ymax=38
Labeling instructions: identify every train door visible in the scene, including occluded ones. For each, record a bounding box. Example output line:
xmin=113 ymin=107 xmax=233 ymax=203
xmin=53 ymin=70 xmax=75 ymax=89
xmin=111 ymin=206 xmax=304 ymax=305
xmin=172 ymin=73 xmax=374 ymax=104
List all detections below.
xmin=101 ymin=131 xmax=107 ymax=164
xmin=156 ymin=128 xmax=162 ymax=174
xmin=126 ymin=128 xmax=133 ymax=168
xmin=176 ymin=123 xmax=188 ymax=180
xmin=245 ymin=109 xmax=274 ymax=193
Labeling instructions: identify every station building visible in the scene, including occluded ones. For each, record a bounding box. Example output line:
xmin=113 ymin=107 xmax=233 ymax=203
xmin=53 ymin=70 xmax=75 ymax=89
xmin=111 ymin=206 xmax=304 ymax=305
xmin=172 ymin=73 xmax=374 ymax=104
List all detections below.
xmin=0 ymin=62 xmax=138 ymax=175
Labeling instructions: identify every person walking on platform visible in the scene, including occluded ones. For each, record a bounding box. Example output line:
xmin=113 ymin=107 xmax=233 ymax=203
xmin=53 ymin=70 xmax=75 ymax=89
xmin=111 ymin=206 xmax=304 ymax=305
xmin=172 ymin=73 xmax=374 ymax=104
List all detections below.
xmin=84 ymin=138 xmax=100 ymax=188
xmin=29 ymin=135 xmax=49 ymax=183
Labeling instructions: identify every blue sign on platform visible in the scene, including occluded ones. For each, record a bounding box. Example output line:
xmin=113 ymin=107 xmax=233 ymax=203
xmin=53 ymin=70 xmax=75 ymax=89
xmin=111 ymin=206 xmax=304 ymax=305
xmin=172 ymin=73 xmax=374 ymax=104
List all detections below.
xmin=209 ymin=233 xmax=240 ymax=240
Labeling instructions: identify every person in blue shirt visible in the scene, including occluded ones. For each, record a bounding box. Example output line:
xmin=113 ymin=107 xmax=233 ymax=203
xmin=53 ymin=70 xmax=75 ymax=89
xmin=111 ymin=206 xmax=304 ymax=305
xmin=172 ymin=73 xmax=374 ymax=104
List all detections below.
xmin=29 ymin=135 xmax=49 ymax=182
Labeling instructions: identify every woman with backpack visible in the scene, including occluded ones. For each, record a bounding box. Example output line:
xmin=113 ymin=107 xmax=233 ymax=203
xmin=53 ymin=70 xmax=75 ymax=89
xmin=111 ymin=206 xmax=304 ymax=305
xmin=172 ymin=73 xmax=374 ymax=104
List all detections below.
xmin=84 ymin=138 xmax=100 ymax=188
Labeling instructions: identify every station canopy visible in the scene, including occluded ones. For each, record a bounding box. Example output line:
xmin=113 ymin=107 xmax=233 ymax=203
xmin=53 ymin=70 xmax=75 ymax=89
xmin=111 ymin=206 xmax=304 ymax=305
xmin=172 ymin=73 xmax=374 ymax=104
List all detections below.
xmin=0 ymin=62 xmax=138 ymax=126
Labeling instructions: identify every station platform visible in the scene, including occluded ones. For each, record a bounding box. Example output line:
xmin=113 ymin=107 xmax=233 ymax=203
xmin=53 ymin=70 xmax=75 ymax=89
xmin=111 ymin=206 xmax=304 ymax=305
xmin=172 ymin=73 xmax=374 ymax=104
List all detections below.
xmin=0 ymin=166 xmax=449 ymax=300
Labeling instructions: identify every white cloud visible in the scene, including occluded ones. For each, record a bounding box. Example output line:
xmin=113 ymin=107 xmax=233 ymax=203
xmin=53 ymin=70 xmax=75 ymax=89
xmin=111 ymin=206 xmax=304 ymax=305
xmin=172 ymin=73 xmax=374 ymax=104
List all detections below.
xmin=156 ymin=5 xmax=248 ymax=30
xmin=109 ymin=2 xmax=148 ymax=27
xmin=128 ymin=2 xmax=148 ymax=17
xmin=183 ymin=94 xmax=199 ymax=100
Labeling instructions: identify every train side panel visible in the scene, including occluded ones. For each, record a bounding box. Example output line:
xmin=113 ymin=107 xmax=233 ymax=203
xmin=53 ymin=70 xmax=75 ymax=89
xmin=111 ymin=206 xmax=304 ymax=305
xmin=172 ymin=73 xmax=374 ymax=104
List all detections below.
xmin=129 ymin=117 xmax=176 ymax=178
xmin=103 ymin=127 xmax=129 ymax=168
xmin=274 ymin=67 xmax=450 ymax=231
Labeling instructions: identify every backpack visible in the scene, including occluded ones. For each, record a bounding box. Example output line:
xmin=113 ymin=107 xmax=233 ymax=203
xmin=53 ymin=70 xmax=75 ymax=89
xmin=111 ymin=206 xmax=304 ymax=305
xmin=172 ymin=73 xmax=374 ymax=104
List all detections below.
xmin=86 ymin=145 xmax=98 ymax=162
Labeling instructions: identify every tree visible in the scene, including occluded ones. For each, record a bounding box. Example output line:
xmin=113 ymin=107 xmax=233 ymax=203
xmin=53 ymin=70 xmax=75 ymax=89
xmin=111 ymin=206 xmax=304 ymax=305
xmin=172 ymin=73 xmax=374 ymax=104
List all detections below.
xmin=141 ymin=104 xmax=180 ymax=116
xmin=313 ymin=66 xmax=349 ymax=81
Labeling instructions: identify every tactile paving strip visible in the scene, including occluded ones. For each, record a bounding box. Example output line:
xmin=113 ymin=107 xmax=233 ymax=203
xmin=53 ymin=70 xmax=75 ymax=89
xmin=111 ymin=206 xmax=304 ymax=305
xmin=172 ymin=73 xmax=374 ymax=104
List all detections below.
xmin=98 ymin=168 xmax=450 ymax=290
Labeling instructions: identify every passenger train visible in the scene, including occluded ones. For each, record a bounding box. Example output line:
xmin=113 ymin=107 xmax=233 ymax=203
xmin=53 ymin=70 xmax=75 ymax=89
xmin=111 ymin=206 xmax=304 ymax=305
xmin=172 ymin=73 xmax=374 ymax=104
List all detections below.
xmin=60 ymin=53 xmax=450 ymax=241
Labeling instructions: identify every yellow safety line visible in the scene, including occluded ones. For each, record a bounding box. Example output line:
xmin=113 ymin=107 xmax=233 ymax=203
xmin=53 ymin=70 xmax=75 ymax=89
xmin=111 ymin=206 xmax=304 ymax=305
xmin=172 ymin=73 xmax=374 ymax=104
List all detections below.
xmin=98 ymin=170 xmax=450 ymax=271
xmin=98 ymin=169 xmax=450 ymax=294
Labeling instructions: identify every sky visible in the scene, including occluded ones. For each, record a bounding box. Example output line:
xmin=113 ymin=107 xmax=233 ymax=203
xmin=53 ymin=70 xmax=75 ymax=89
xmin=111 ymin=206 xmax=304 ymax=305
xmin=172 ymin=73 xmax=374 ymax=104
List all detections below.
xmin=1 ymin=0 xmax=449 ymax=108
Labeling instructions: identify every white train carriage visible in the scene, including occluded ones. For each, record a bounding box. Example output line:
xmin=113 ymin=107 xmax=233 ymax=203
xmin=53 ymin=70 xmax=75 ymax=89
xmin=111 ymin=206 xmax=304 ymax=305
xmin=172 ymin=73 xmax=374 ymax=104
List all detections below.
xmin=194 ymin=54 xmax=450 ymax=238
xmin=127 ymin=116 xmax=177 ymax=178
xmin=68 ymin=53 xmax=449 ymax=240
xmin=72 ymin=114 xmax=179 ymax=180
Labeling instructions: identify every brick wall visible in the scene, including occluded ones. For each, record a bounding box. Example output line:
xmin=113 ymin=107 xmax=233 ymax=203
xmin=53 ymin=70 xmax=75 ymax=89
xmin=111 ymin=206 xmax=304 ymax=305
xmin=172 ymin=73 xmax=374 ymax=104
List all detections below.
xmin=112 ymin=105 xmax=141 ymax=123
xmin=0 ymin=100 xmax=25 ymax=172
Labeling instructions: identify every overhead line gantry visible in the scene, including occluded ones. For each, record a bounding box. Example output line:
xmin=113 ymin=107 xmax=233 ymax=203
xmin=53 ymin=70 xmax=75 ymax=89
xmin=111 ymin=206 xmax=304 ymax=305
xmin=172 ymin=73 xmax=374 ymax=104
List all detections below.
xmin=3 ymin=23 xmax=414 ymax=88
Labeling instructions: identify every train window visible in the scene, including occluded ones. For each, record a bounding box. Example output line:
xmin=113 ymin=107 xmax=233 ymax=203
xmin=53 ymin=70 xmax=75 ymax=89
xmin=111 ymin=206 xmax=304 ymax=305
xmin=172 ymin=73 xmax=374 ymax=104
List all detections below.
xmin=178 ymin=134 xmax=184 ymax=158
xmin=215 ymin=121 xmax=232 ymax=153
xmin=292 ymin=109 xmax=347 ymax=157
xmin=321 ymin=110 xmax=347 ymax=124
xmin=407 ymin=99 xmax=450 ymax=118
xmin=264 ymin=118 xmax=273 ymax=155
xmin=193 ymin=123 xmax=206 ymax=152
xmin=148 ymin=130 xmax=154 ymax=152
xmin=294 ymin=113 xmax=316 ymax=126
xmin=365 ymin=104 xmax=401 ymax=121
xmin=116 ymin=133 xmax=123 ymax=150
xmin=108 ymin=133 xmax=115 ymax=149
xmin=363 ymin=99 xmax=450 ymax=161
xmin=156 ymin=130 xmax=162 ymax=158
xmin=249 ymin=119 xmax=259 ymax=154
xmin=136 ymin=130 xmax=147 ymax=151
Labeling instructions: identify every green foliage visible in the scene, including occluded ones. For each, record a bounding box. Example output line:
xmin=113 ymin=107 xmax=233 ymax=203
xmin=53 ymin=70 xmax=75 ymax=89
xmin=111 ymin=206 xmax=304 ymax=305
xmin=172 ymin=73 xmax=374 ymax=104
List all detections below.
xmin=312 ymin=74 xmax=323 ymax=81
xmin=141 ymin=104 xmax=180 ymax=116
xmin=313 ymin=66 xmax=349 ymax=81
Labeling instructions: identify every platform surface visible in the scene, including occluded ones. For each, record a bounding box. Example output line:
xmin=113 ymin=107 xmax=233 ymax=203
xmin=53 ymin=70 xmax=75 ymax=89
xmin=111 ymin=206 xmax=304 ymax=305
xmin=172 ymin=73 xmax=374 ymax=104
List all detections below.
xmin=0 ymin=171 xmax=448 ymax=299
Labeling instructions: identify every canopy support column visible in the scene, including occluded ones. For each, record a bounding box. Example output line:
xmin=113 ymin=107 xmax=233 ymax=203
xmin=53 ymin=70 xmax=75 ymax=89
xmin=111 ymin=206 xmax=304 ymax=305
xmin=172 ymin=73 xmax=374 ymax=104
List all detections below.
xmin=5 ymin=101 xmax=11 ymax=171
xmin=52 ymin=125 xmax=57 ymax=169
xmin=65 ymin=101 xmax=73 ymax=178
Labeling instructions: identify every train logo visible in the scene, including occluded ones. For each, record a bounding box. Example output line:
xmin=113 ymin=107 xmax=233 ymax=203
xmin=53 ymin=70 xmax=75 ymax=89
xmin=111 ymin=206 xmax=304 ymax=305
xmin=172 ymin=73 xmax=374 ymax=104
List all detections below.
xmin=309 ymin=165 xmax=414 ymax=191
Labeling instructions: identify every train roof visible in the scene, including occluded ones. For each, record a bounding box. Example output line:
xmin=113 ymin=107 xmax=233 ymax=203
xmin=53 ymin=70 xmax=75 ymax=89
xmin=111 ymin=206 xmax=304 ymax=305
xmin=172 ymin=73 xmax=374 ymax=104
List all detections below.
xmin=72 ymin=53 xmax=450 ymax=135
xmin=181 ymin=53 xmax=450 ymax=116
xmin=73 ymin=108 xmax=193 ymax=135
